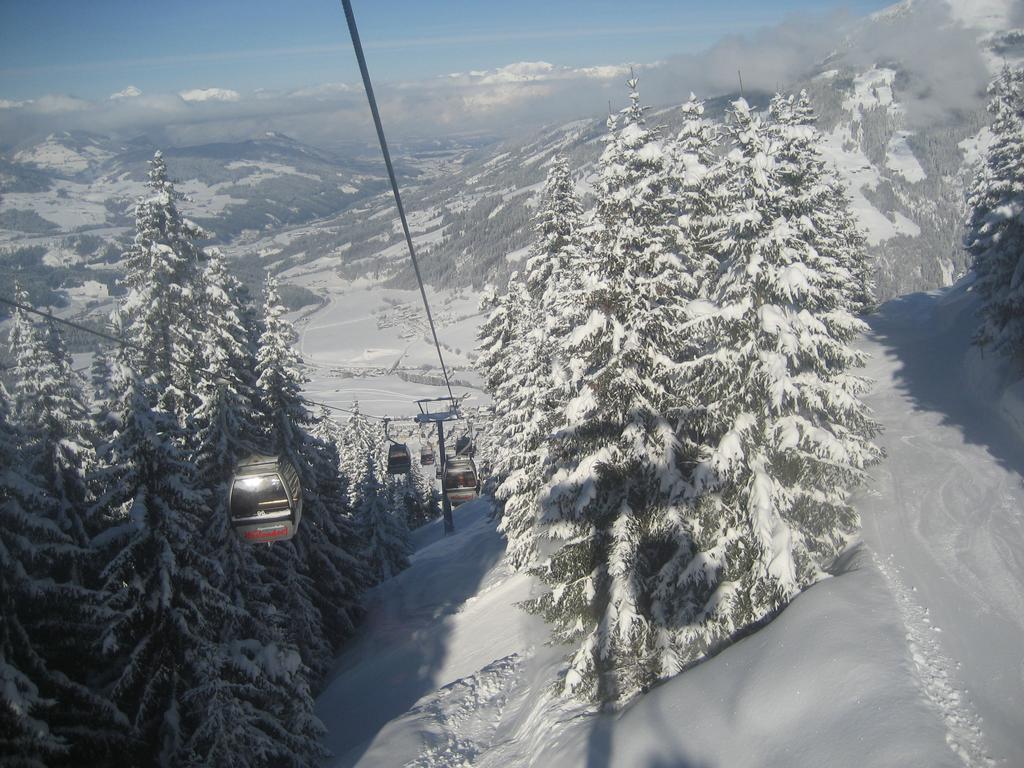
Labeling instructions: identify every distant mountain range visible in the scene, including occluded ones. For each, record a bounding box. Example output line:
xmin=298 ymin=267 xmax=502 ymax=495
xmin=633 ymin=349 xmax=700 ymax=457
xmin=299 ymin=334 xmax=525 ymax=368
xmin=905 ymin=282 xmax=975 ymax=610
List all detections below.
xmin=1 ymin=0 xmax=1021 ymax=317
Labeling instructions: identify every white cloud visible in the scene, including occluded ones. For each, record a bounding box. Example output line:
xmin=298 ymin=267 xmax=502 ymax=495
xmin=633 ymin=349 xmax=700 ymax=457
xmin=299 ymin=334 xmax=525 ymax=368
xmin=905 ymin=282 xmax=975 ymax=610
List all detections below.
xmin=109 ymin=85 xmax=142 ymax=100
xmin=178 ymin=87 xmax=241 ymax=103
xmin=32 ymin=94 xmax=90 ymax=113
xmin=286 ymin=82 xmax=356 ymax=99
xmin=478 ymin=61 xmax=555 ymax=84
xmin=0 ymin=98 xmax=30 ymax=109
xmin=0 ymin=3 xmax=995 ymax=148
xmin=576 ymin=64 xmax=633 ymax=80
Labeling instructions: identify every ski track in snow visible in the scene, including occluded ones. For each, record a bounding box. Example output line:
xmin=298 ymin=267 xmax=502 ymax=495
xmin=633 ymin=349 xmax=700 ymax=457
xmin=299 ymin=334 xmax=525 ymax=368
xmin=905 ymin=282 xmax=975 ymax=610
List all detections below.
xmin=859 ymin=288 xmax=1024 ymax=765
xmin=406 ymin=654 xmax=522 ymax=768
xmin=871 ymin=550 xmax=993 ymax=768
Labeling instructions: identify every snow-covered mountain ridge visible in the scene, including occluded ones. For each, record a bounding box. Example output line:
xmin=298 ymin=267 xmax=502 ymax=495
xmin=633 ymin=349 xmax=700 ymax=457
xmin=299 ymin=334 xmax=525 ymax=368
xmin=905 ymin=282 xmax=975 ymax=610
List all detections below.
xmin=2 ymin=0 xmax=1020 ymax=326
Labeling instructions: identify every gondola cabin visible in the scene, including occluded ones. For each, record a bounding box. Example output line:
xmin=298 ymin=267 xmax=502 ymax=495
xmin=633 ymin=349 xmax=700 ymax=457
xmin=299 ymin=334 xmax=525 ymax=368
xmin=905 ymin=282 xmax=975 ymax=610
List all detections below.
xmin=387 ymin=443 xmax=412 ymax=475
xmin=420 ymin=445 xmax=435 ymax=466
xmin=443 ymin=456 xmax=479 ymax=507
xmin=229 ymin=455 xmax=303 ymax=543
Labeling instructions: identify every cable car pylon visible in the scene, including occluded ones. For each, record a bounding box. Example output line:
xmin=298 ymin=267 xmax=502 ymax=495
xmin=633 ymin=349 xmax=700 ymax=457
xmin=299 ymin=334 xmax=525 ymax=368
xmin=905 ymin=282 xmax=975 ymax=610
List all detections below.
xmin=414 ymin=397 xmax=466 ymax=534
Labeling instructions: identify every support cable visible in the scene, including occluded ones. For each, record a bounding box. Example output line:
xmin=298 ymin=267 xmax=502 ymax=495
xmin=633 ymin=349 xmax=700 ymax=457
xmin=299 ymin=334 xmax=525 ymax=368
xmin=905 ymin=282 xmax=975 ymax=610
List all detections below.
xmin=0 ymin=294 xmax=417 ymax=423
xmin=339 ymin=0 xmax=455 ymax=403
xmin=0 ymin=296 xmax=147 ymax=354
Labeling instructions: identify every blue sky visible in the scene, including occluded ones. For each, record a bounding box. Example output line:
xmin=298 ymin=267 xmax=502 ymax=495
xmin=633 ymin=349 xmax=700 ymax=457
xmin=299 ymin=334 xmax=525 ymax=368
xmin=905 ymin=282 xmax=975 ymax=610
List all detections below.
xmin=1 ymin=0 xmax=891 ymax=101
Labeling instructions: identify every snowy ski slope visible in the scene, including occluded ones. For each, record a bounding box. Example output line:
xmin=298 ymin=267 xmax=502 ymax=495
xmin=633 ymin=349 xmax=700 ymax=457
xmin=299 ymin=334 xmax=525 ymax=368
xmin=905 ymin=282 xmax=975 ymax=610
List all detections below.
xmin=313 ymin=279 xmax=1024 ymax=767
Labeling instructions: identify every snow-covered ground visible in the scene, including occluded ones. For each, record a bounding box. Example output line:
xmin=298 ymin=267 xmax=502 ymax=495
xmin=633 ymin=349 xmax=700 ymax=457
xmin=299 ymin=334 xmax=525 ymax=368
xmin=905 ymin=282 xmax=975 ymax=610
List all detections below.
xmin=857 ymin=282 xmax=1024 ymax=765
xmin=290 ymin=269 xmax=488 ymax=420
xmin=313 ymin=280 xmax=1024 ymax=766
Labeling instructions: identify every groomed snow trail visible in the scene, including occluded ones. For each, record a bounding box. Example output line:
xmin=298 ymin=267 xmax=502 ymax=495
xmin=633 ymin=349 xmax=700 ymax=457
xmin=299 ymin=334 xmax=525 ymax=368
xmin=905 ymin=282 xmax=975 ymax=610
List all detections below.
xmin=857 ymin=287 xmax=1024 ymax=766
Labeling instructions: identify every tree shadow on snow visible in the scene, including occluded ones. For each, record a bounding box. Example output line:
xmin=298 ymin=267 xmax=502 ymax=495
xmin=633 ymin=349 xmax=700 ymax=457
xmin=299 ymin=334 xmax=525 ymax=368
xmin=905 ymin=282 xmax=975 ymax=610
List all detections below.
xmin=314 ymin=499 xmax=506 ymax=767
xmin=865 ymin=287 xmax=1024 ymax=479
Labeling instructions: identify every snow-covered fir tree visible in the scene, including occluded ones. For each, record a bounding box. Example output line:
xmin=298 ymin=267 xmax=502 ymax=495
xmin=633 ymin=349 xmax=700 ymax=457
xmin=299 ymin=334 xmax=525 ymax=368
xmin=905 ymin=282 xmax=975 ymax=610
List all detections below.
xmin=250 ymin=273 xmax=334 ymax=676
xmin=181 ymin=637 xmax=327 ymax=768
xmin=252 ymin=274 xmax=368 ymax=679
xmin=0 ymin=383 xmax=125 ymax=768
xmin=665 ymin=93 xmax=729 ymax=299
xmin=310 ymin=404 xmax=345 ymax=458
xmin=769 ymin=90 xmax=874 ymax=316
xmin=476 ymin=276 xmax=529 ymax=491
xmin=8 ymin=311 xmax=97 ymax=553
xmin=90 ymin=360 xmax=236 ymax=766
xmin=490 ymin=156 xmax=586 ymax=569
xmin=356 ymin=455 xmax=411 ymax=584
xmin=652 ymin=98 xmax=880 ymax=677
xmin=526 ymin=78 xmax=690 ymax=702
xmin=338 ymin=401 xmax=385 ymax=508
xmin=188 ymin=254 xmax=323 ymax=741
xmin=296 ymin=430 xmax=370 ymax=665
xmin=253 ymin=273 xmax=309 ymax=470
xmin=966 ymin=65 xmax=1024 ymax=362
xmin=191 ymin=250 xmax=263 ymax=491
xmin=396 ymin=464 xmax=441 ymax=530
xmin=119 ymin=150 xmax=208 ymax=419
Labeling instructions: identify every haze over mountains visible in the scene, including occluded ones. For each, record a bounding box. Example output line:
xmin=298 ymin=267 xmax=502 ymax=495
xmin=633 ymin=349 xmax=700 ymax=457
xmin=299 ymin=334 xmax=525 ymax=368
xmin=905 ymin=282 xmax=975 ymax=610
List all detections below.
xmin=1 ymin=0 xmax=1022 ymax=319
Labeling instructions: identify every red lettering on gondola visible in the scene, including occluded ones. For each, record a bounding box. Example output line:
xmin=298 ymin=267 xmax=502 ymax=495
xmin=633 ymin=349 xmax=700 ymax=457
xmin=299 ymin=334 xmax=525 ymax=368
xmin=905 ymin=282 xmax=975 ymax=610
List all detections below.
xmin=244 ymin=526 xmax=289 ymax=541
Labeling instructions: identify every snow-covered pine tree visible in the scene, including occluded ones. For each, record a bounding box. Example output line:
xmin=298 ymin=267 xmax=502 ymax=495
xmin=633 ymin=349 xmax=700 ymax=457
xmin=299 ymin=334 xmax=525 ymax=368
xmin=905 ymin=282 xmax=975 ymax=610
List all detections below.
xmin=665 ymin=93 xmax=729 ymax=299
xmin=310 ymin=404 xmax=345 ymax=455
xmin=90 ymin=359 xmax=237 ymax=766
xmin=8 ymin=312 xmax=97 ymax=553
xmin=526 ymin=77 xmax=689 ymax=702
xmin=186 ymin=293 xmax=330 ymax=768
xmin=89 ymin=346 xmax=115 ymax=419
xmin=190 ymin=252 xmax=287 ymax=645
xmin=253 ymin=272 xmax=309 ymax=473
xmin=248 ymin=273 xmax=329 ymax=675
xmin=476 ymin=276 xmax=529 ymax=491
xmin=356 ymin=455 xmax=411 ymax=584
xmin=769 ymin=90 xmax=873 ymax=316
xmin=296 ymin=430 xmax=369 ymax=664
xmin=192 ymin=250 xmax=262 ymax=462
xmin=89 ymin=308 xmax=131 ymax=438
xmin=1 ymin=381 xmax=73 ymax=767
xmin=652 ymin=98 xmax=880 ymax=673
xmin=495 ymin=156 xmax=586 ymax=569
xmin=0 ymin=383 xmax=125 ymax=768
xmin=966 ymin=65 xmax=1024 ymax=362
xmin=120 ymin=150 xmax=208 ymax=419
xmin=252 ymin=274 xmax=368 ymax=679
xmin=3 ymin=303 xmax=132 ymax=764
xmin=338 ymin=401 xmax=385 ymax=508
xmin=181 ymin=638 xmax=327 ymax=768
xmin=398 ymin=464 xmax=441 ymax=530
xmin=8 ymin=284 xmax=45 ymax=425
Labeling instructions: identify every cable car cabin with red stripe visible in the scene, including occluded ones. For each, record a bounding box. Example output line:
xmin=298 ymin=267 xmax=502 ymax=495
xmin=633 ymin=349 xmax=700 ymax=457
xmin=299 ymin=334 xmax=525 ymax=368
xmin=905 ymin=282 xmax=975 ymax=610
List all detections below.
xmin=229 ymin=455 xmax=303 ymax=543
xmin=443 ymin=456 xmax=479 ymax=507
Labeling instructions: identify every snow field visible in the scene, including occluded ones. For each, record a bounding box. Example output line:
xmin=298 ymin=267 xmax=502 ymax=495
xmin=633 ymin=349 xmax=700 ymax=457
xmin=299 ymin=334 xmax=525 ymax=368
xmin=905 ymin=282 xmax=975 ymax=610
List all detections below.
xmin=885 ymin=131 xmax=927 ymax=184
xmin=290 ymin=275 xmax=488 ymax=417
xmin=819 ymin=124 xmax=921 ymax=246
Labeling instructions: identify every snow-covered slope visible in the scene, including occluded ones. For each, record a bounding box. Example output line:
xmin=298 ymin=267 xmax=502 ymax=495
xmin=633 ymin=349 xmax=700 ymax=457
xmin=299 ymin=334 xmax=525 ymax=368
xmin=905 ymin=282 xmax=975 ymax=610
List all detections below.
xmin=857 ymin=281 xmax=1024 ymax=765
xmin=314 ymin=280 xmax=1024 ymax=767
